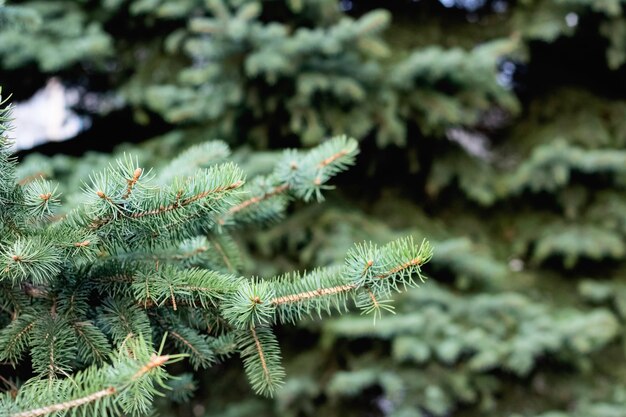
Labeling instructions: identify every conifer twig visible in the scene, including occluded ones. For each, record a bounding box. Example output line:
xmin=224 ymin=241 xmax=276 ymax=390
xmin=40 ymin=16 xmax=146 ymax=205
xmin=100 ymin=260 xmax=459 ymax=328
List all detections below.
xmin=12 ymin=387 xmax=117 ymax=417
xmin=375 ymin=257 xmax=423 ymax=279
xmin=130 ymin=182 xmax=242 ymax=219
xmin=270 ymin=283 xmax=356 ymax=305
xmin=228 ymin=184 xmax=289 ymax=215
xmin=250 ymin=326 xmax=269 ymax=381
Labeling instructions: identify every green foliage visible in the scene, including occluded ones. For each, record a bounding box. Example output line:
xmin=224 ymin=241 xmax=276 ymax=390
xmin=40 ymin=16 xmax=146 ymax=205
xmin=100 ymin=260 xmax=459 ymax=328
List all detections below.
xmin=4 ymin=0 xmax=626 ymax=416
xmin=1 ymin=336 xmax=180 ymax=417
xmin=227 ymin=189 xmax=626 ymax=417
xmin=0 ymin=0 xmax=521 ymax=147
xmin=0 ymin=93 xmax=432 ymax=414
xmin=0 ymin=2 xmax=110 ymax=71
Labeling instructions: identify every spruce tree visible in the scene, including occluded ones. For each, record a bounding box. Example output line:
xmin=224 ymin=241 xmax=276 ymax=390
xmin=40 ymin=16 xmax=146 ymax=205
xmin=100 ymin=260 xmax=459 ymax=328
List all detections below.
xmin=2 ymin=1 xmax=626 ymax=416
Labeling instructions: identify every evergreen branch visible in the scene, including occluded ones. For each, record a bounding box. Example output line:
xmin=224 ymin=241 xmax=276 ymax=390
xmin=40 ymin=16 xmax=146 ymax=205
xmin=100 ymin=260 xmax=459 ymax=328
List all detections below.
xmin=350 ymin=237 xmax=433 ymax=292
xmin=170 ymin=330 xmax=203 ymax=360
xmin=0 ymin=90 xmax=435 ymax=411
xmin=30 ymin=315 xmax=77 ymax=379
xmin=317 ymin=149 xmax=350 ymax=168
xmin=221 ymin=135 xmax=358 ymax=226
xmin=238 ymin=326 xmax=285 ymax=397
xmin=73 ymin=321 xmax=111 ymax=365
xmin=87 ymin=177 xmax=243 ymax=228
xmin=0 ymin=236 xmax=62 ymax=285
xmin=97 ymin=299 xmax=152 ymax=345
xmin=268 ymin=266 xmax=354 ymax=324
xmin=250 ymin=326 xmax=269 ymax=380
xmin=163 ymin=373 xmax=196 ymax=404
xmin=17 ymin=172 xmax=46 ymax=187
xmin=12 ymin=387 xmax=117 ymax=417
xmin=270 ymin=283 xmax=356 ymax=305
xmin=0 ymin=313 xmax=37 ymax=364
xmin=22 ymin=179 xmax=60 ymax=218
xmin=375 ymin=257 xmax=425 ymax=279
xmin=0 ymin=88 xmax=18 ymax=208
xmin=222 ymin=280 xmax=275 ymax=329
xmin=268 ymin=237 xmax=432 ymax=324
xmin=0 ymin=283 xmax=29 ymax=320
xmin=128 ymin=179 xmax=243 ymax=219
xmin=209 ymin=332 xmax=237 ymax=360
xmin=163 ymin=320 xmax=215 ymax=370
xmin=65 ymin=162 xmax=245 ymax=250
xmin=227 ymin=184 xmax=289 ymax=215
xmin=133 ymin=266 xmax=239 ymax=310
xmin=4 ymin=337 xmax=177 ymax=417
xmin=131 ymin=353 xmax=171 ymax=380
xmin=173 ymin=244 xmax=209 ymax=260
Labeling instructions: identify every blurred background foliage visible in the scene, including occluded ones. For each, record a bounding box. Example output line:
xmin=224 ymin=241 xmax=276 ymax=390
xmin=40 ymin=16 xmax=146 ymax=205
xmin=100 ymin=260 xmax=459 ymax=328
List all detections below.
xmin=3 ymin=0 xmax=626 ymax=416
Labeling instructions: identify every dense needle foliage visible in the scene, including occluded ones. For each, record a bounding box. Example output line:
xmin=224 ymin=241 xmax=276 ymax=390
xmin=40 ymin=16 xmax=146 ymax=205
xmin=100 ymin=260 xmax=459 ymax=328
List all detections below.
xmin=0 ymin=92 xmax=432 ymax=415
xmin=2 ymin=0 xmax=626 ymax=416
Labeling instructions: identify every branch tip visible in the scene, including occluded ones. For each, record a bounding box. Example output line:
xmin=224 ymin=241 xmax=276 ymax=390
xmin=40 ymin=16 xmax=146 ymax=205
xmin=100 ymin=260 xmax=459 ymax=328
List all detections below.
xmin=318 ymin=149 xmax=349 ymax=168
